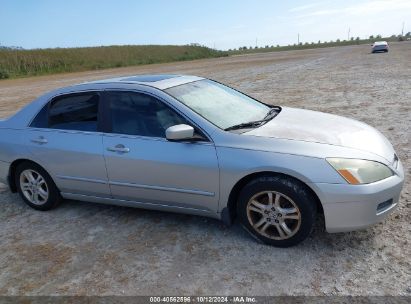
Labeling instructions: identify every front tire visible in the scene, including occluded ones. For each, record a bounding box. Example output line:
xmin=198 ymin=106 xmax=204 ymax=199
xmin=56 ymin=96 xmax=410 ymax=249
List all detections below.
xmin=237 ymin=176 xmax=317 ymax=247
xmin=15 ymin=162 xmax=62 ymax=211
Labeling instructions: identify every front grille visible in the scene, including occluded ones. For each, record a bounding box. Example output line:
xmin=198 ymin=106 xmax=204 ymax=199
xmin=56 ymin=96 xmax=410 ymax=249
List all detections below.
xmin=377 ymin=199 xmax=393 ymax=213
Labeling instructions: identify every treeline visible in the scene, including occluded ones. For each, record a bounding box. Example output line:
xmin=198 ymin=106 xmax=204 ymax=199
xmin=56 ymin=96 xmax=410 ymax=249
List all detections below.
xmin=227 ymin=33 xmax=411 ymax=55
xmin=0 ymin=44 xmax=226 ymax=79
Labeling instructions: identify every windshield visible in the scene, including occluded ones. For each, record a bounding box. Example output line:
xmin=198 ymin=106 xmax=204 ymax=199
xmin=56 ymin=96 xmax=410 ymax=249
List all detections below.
xmin=165 ymin=79 xmax=270 ymax=130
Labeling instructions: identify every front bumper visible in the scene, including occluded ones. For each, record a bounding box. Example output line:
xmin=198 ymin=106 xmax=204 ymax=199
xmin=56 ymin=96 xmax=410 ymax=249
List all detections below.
xmin=310 ymin=160 xmax=404 ymax=233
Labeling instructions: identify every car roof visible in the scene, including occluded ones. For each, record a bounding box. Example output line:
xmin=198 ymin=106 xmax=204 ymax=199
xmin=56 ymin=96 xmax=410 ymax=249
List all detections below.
xmin=82 ymin=74 xmax=205 ymax=90
xmin=4 ymin=74 xmax=206 ymax=128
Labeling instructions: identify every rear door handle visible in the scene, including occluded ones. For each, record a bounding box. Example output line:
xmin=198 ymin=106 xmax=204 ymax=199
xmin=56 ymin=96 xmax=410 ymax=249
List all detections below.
xmin=31 ymin=136 xmax=48 ymax=144
xmin=107 ymin=144 xmax=130 ymax=153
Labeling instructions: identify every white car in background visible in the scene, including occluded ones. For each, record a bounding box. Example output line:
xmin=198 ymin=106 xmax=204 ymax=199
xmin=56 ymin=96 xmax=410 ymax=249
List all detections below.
xmin=371 ymin=41 xmax=389 ymax=53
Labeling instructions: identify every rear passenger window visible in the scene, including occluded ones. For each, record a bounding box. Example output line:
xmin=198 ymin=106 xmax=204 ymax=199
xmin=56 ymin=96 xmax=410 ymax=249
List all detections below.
xmin=48 ymin=93 xmax=99 ymax=131
xmin=30 ymin=105 xmax=48 ymax=128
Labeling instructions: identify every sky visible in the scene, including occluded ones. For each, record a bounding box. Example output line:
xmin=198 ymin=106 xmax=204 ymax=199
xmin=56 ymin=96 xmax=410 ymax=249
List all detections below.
xmin=0 ymin=0 xmax=410 ymax=50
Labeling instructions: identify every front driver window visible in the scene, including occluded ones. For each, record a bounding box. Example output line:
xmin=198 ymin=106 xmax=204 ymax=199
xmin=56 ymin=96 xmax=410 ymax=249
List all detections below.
xmin=107 ymin=91 xmax=187 ymax=137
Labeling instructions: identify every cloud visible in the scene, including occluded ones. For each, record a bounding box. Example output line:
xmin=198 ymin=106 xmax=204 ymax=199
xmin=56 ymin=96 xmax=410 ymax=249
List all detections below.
xmin=289 ymin=2 xmax=323 ymax=13
xmin=297 ymin=0 xmax=411 ymax=17
xmin=302 ymin=9 xmax=339 ymax=17
xmin=345 ymin=0 xmax=411 ymax=15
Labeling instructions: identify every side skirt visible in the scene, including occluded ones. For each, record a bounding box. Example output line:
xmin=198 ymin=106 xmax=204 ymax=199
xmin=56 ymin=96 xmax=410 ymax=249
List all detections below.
xmin=61 ymin=192 xmax=221 ymax=220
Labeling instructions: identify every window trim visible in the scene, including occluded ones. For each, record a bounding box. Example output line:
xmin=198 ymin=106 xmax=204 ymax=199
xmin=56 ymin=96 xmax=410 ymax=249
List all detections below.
xmin=29 ymin=90 xmax=103 ymax=134
xmin=101 ymin=89 xmax=212 ymax=142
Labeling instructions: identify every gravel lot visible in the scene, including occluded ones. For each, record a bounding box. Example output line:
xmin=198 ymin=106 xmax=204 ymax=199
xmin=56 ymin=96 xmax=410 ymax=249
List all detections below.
xmin=0 ymin=42 xmax=410 ymax=296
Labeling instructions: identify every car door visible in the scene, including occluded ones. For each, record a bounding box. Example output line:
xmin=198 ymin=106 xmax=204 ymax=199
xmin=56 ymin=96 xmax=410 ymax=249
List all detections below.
xmin=25 ymin=92 xmax=111 ymax=198
xmin=102 ymin=90 xmax=220 ymax=213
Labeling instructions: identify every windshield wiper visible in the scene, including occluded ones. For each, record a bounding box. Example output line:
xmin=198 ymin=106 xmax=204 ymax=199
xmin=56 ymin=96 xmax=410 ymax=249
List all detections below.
xmin=224 ymin=120 xmax=266 ymax=131
xmin=224 ymin=107 xmax=280 ymax=131
xmin=263 ymin=107 xmax=280 ymax=120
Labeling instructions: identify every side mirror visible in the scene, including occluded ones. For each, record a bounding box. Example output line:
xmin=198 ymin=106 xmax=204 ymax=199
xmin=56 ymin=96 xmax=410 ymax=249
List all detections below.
xmin=166 ymin=124 xmax=195 ymax=141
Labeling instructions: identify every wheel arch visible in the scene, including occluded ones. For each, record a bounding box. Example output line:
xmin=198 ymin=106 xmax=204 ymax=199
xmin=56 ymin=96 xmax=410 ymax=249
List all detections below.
xmin=8 ymin=159 xmax=49 ymax=193
xmin=224 ymin=171 xmax=323 ymax=225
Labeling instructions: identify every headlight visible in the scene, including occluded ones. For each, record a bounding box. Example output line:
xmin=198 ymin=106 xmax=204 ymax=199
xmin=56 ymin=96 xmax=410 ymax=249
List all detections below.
xmin=326 ymin=158 xmax=393 ymax=184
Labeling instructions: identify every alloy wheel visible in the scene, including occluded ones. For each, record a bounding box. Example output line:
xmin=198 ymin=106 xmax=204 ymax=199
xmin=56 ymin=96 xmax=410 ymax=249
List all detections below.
xmin=246 ymin=191 xmax=301 ymax=240
xmin=19 ymin=169 xmax=49 ymax=205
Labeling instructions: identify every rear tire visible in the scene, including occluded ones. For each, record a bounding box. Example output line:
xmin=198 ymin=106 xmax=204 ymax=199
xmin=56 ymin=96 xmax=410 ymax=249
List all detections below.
xmin=237 ymin=176 xmax=317 ymax=247
xmin=15 ymin=162 xmax=62 ymax=211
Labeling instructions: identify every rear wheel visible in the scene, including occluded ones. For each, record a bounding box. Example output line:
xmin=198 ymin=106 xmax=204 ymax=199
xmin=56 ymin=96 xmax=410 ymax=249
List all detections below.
xmin=237 ymin=176 xmax=317 ymax=247
xmin=15 ymin=162 xmax=62 ymax=211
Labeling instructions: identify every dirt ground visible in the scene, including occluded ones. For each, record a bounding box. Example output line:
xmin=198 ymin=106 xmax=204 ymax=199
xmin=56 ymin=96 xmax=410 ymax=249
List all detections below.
xmin=0 ymin=42 xmax=410 ymax=296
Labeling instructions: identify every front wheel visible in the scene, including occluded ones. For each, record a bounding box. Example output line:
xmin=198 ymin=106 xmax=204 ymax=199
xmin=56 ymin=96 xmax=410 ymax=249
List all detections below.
xmin=237 ymin=176 xmax=317 ymax=247
xmin=15 ymin=162 xmax=62 ymax=211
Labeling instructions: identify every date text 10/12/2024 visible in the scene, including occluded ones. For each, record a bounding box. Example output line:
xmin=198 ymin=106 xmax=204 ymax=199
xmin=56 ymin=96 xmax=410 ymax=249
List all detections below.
xmin=149 ymin=296 xmax=257 ymax=303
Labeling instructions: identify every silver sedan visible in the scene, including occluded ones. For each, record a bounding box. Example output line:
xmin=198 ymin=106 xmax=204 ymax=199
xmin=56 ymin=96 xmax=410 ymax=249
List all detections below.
xmin=0 ymin=75 xmax=404 ymax=247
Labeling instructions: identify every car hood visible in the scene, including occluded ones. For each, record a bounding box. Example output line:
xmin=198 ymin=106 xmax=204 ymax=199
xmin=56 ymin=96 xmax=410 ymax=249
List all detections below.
xmin=244 ymin=107 xmax=395 ymax=162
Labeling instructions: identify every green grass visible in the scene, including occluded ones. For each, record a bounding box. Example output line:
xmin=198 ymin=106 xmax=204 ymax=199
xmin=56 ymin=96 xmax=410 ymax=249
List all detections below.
xmin=0 ymin=44 xmax=226 ymax=79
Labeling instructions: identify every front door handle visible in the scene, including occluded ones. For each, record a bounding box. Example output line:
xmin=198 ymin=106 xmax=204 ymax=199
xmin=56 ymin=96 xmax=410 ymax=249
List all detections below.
xmin=31 ymin=136 xmax=48 ymax=144
xmin=107 ymin=144 xmax=130 ymax=153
